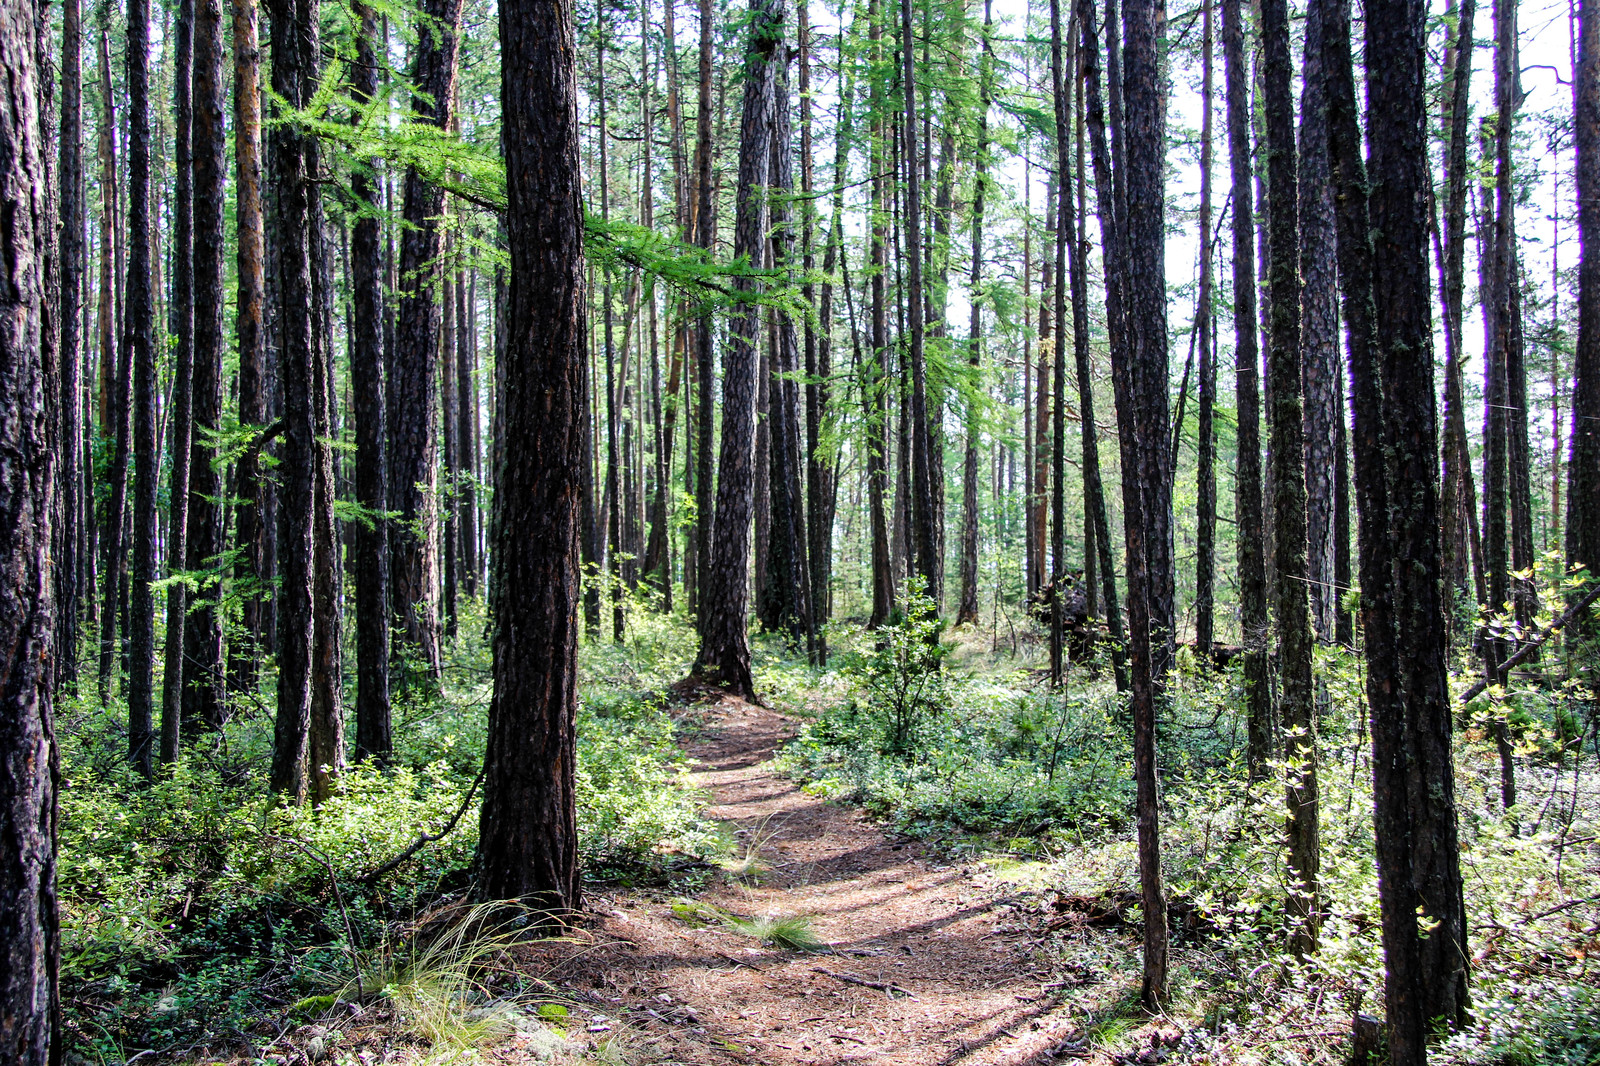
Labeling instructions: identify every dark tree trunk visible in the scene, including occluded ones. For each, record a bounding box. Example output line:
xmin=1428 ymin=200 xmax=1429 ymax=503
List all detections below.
xmin=309 ymin=213 xmax=345 ymax=803
xmin=1222 ymin=0 xmax=1272 ymax=780
xmin=1322 ymin=0 xmax=1472 ymax=1050
xmin=1573 ymin=0 xmax=1600 ymax=614
xmin=866 ymin=0 xmax=894 ymax=629
xmin=692 ymin=0 xmax=782 ymax=699
xmin=1299 ymin=0 xmax=1340 ymax=644
xmin=0 ymin=0 xmax=56 ymax=1042
xmin=442 ymin=244 xmax=459 ymax=639
xmin=690 ymin=0 xmax=715 ymax=624
xmin=1049 ymin=0 xmax=1068 ymax=684
xmin=1440 ymin=0 xmax=1481 ymax=607
xmin=476 ymin=0 xmax=585 ymax=909
xmin=184 ymin=0 xmax=228 ymax=735
xmin=899 ymin=0 xmax=938 ymax=609
xmin=350 ymin=0 xmax=391 ymax=763
xmin=266 ymin=0 xmax=321 ymax=804
xmin=126 ymin=0 xmax=157 ymax=777
xmin=760 ymin=58 xmax=814 ymax=654
xmin=1082 ymin=0 xmax=1168 ymax=1005
xmin=957 ymin=0 xmax=992 ymax=628
xmin=1069 ymin=44 xmax=1126 ymax=688
xmin=390 ymin=0 xmax=463 ymax=677
xmin=458 ymin=265 xmax=479 ymax=600
xmin=59 ymin=0 xmax=85 ymax=689
xmin=161 ymin=0 xmax=192 ymax=760
xmin=95 ymin=19 xmax=128 ymax=708
xmin=1194 ymin=0 xmax=1216 ymax=659
xmin=1120 ymin=0 xmax=1172 ymax=1006
xmin=802 ymin=0 xmax=837 ymax=648
xmin=231 ymin=0 xmax=268 ymax=682
xmin=1262 ymin=0 xmax=1318 ymax=953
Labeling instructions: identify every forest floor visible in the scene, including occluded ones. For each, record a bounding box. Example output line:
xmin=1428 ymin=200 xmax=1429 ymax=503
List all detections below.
xmin=496 ymin=691 xmax=1192 ymax=1066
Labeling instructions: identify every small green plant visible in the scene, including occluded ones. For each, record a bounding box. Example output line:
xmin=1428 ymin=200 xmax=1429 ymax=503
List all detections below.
xmin=842 ymin=577 xmax=948 ymax=760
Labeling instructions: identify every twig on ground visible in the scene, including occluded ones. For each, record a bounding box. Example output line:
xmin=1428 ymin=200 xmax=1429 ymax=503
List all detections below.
xmin=812 ymin=968 xmax=916 ymax=998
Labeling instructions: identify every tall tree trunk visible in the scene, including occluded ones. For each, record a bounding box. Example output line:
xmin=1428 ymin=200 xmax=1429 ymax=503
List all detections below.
xmin=309 ymin=212 xmax=344 ymax=803
xmin=1299 ymin=0 xmax=1339 ymax=645
xmin=1222 ymin=0 xmax=1272 ymax=779
xmin=390 ymin=0 xmax=463 ymax=678
xmin=866 ymin=0 xmax=894 ymax=629
xmin=1440 ymin=0 xmax=1481 ymax=607
xmin=692 ymin=0 xmax=782 ymax=699
xmin=184 ymin=0 xmax=228 ymax=734
xmin=0 ymin=0 xmax=56 ymax=1038
xmin=1050 ymin=0 xmax=1068 ymax=684
xmin=690 ymin=0 xmax=715 ymax=625
xmin=442 ymin=240 xmax=459 ymax=638
xmin=1083 ymin=0 xmax=1169 ymax=1005
xmin=95 ymin=14 xmax=129 ymax=707
xmin=161 ymin=0 xmax=192 ymax=759
xmin=1071 ymin=16 xmax=1127 ymax=691
xmin=60 ymin=0 xmax=85 ymax=690
xmin=802 ymin=0 xmax=837 ymax=648
xmin=266 ymin=0 xmax=321 ymax=804
xmin=1322 ymin=0 xmax=1472 ymax=1048
xmin=957 ymin=0 xmax=992 ymax=628
xmin=459 ymin=261 xmax=479 ymax=600
xmin=350 ymin=0 xmax=391 ymax=763
xmin=1572 ymin=0 xmax=1600 ymax=617
xmin=231 ymin=0 xmax=268 ymax=682
xmin=1194 ymin=0 xmax=1216 ymax=659
xmin=1262 ymin=0 xmax=1318 ymax=954
xmin=760 ymin=58 xmax=814 ymax=653
xmin=900 ymin=0 xmax=938 ymax=609
xmin=477 ymin=0 xmax=584 ymax=910
xmin=126 ymin=0 xmax=157 ymax=777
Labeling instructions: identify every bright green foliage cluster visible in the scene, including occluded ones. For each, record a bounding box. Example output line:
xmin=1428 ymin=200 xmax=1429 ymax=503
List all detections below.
xmin=54 ymin=616 xmax=718 ymax=1058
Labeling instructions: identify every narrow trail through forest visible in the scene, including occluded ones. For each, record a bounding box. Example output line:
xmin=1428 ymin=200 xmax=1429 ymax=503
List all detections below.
xmin=525 ymin=694 xmax=1168 ymax=1066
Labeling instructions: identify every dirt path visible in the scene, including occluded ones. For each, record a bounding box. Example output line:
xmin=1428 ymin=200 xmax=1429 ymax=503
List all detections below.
xmin=530 ymin=697 xmax=1152 ymax=1066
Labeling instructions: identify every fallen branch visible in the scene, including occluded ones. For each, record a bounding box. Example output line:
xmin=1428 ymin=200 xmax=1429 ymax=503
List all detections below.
xmin=359 ymin=766 xmax=486 ymax=885
xmin=1459 ymin=580 xmax=1600 ymax=705
xmin=812 ymin=968 xmax=916 ymax=998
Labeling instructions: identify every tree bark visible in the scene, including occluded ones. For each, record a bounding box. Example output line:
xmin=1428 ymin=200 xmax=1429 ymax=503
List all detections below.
xmin=477 ymin=0 xmax=585 ymax=909
xmin=900 ymin=0 xmax=938 ymax=608
xmin=690 ymin=0 xmax=716 ymax=624
xmin=266 ymin=0 xmax=321 ymax=804
xmin=390 ymin=0 xmax=463 ymax=677
xmin=59 ymin=0 xmax=85 ymax=690
xmin=0 ymin=0 xmax=56 ymax=1040
xmin=760 ymin=57 xmax=814 ymax=653
xmin=1194 ymin=0 xmax=1216 ymax=659
xmin=161 ymin=0 xmax=192 ymax=760
xmin=692 ymin=0 xmax=782 ymax=699
xmin=1222 ymin=0 xmax=1272 ymax=779
xmin=350 ymin=0 xmax=391 ymax=763
xmin=184 ymin=0 xmax=228 ymax=734
xmin=1262 ymin=0 xmax=1319 ymax=953
xmin=1322 ymin=0 xmax=1471 ymax=1047
xmin=1299 ymin=0 xmax=1339 ymax=645
xmin=957 ymin=0 xmax=992 ymax=628
xmin=126 ymin=0 xmax=157 ymax=777
xmin=1573 ymin=0 xmax=1600 ymax=618
xmin=866 ymin=0 xmax=894 ymax=629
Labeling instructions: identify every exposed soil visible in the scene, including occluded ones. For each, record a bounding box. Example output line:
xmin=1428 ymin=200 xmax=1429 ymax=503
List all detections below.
xmin=518 ymin=694 xmax=1165 ymax=1066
